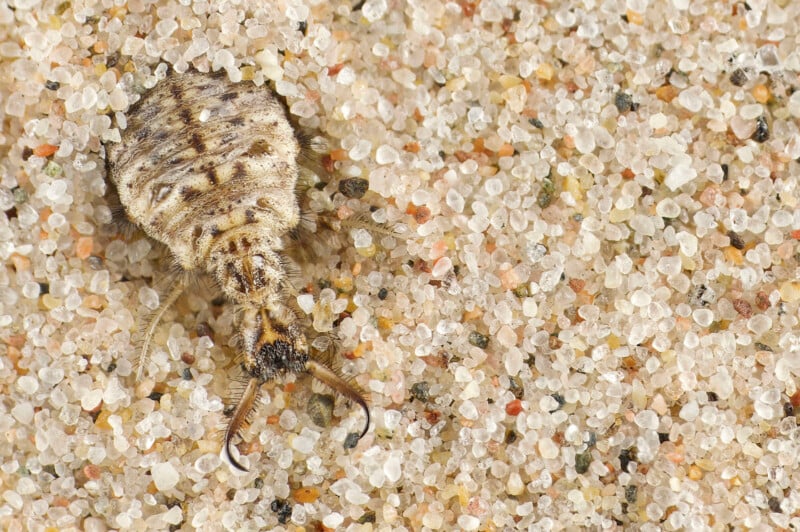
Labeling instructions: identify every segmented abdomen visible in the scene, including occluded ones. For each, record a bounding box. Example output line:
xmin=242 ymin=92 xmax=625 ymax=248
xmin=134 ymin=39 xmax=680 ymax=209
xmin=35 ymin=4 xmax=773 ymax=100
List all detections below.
xmin=105 ymin=70 xmax=301 ymax=278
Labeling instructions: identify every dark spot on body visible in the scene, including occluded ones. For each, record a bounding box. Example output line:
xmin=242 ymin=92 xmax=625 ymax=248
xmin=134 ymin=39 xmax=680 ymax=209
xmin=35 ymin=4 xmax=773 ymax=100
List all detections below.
xmin=233 ymin=162 xmax=248 ymax=179
xmin=245 ymin=209 xmax=256 ymax=223
xmin=210 ymin=225 xmax=221 ymax=237
xmin=229 ymin=117 xmax=245 ymax=127
xmin=179 ymin=108 xmax=192 ymax=125
xmin=220 ymin=91 xmax=238 ymax=101
xmin=228 ymin=241 xmax=238 ymax=253
xmin=190 ymin=132 xmax=206 ymax=153
xmin=247 ymin=139 xmax=272 ymax=156
xmin=206 ymin=168 xmax=218 ymax=185
xmin=170 ymin=83 xmax=183 ymax=100
xmin=181 ymin=187 xmax=202 ymax=201
xmin=193 ymin=225 xmax=203 ymax=238
xmin=227 ymin=262 xmax=248 ymax=293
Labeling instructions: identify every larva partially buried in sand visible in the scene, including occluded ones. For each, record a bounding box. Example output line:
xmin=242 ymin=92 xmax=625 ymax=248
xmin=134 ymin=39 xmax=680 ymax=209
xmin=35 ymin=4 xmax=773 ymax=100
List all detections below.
xmin=104 ymin=69 xmax=369 ymax=471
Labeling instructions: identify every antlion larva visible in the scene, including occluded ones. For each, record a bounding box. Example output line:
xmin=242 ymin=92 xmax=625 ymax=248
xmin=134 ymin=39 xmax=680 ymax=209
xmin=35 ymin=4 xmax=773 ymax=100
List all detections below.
xmin=104 ymin=69 xmax=369 ymax=471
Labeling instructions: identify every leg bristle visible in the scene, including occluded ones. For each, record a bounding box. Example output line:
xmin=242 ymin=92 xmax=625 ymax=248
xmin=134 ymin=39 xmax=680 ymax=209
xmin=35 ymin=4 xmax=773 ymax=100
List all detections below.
xmin=340 ymin=212 xmax=401 ymax=238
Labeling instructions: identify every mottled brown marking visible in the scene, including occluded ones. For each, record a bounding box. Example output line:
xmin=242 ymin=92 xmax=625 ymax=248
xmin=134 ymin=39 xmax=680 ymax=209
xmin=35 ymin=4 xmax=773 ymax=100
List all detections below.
xmin=181 ymin=187 xmax=202 ymax=201
xmin=247 ymin=139 xmax=272 ymax=157
xmin=233 ymin=162 xmax=247 ymax=179
xmin=226 ymin=261 xmax=247 ymax=293
xmin=206 ymin=168 xmax=218 ymax=185
xmin=169 ymin=82 xmax=183 ymax=100
xmin=190 ymin=132 xmax=207 ymax=153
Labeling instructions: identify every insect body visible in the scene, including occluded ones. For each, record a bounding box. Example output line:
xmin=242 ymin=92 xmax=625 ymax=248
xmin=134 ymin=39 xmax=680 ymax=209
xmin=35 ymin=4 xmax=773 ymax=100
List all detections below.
xmin=105 ymin=70 xmax=369 ymax=470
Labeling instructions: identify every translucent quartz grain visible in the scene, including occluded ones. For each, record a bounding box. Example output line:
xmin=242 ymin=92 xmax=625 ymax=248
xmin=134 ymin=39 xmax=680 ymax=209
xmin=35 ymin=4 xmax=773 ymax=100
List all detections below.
xmin=655 ymin=198 xmax=681 ymax=218
xmin=457 ymin=515 xmax=480 ymax=531
xmin=348 ymin=139 xmax=371 ymax=160
xmin=375 ymin=144 xmax=399 ymax=164
xmin=664 ymin=165 xmax=697 ymax=191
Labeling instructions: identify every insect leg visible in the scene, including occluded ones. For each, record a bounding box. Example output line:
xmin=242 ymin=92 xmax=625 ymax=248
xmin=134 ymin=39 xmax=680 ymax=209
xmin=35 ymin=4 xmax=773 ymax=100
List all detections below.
xmin=136 ymin=277 xmax=188 ymax=380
